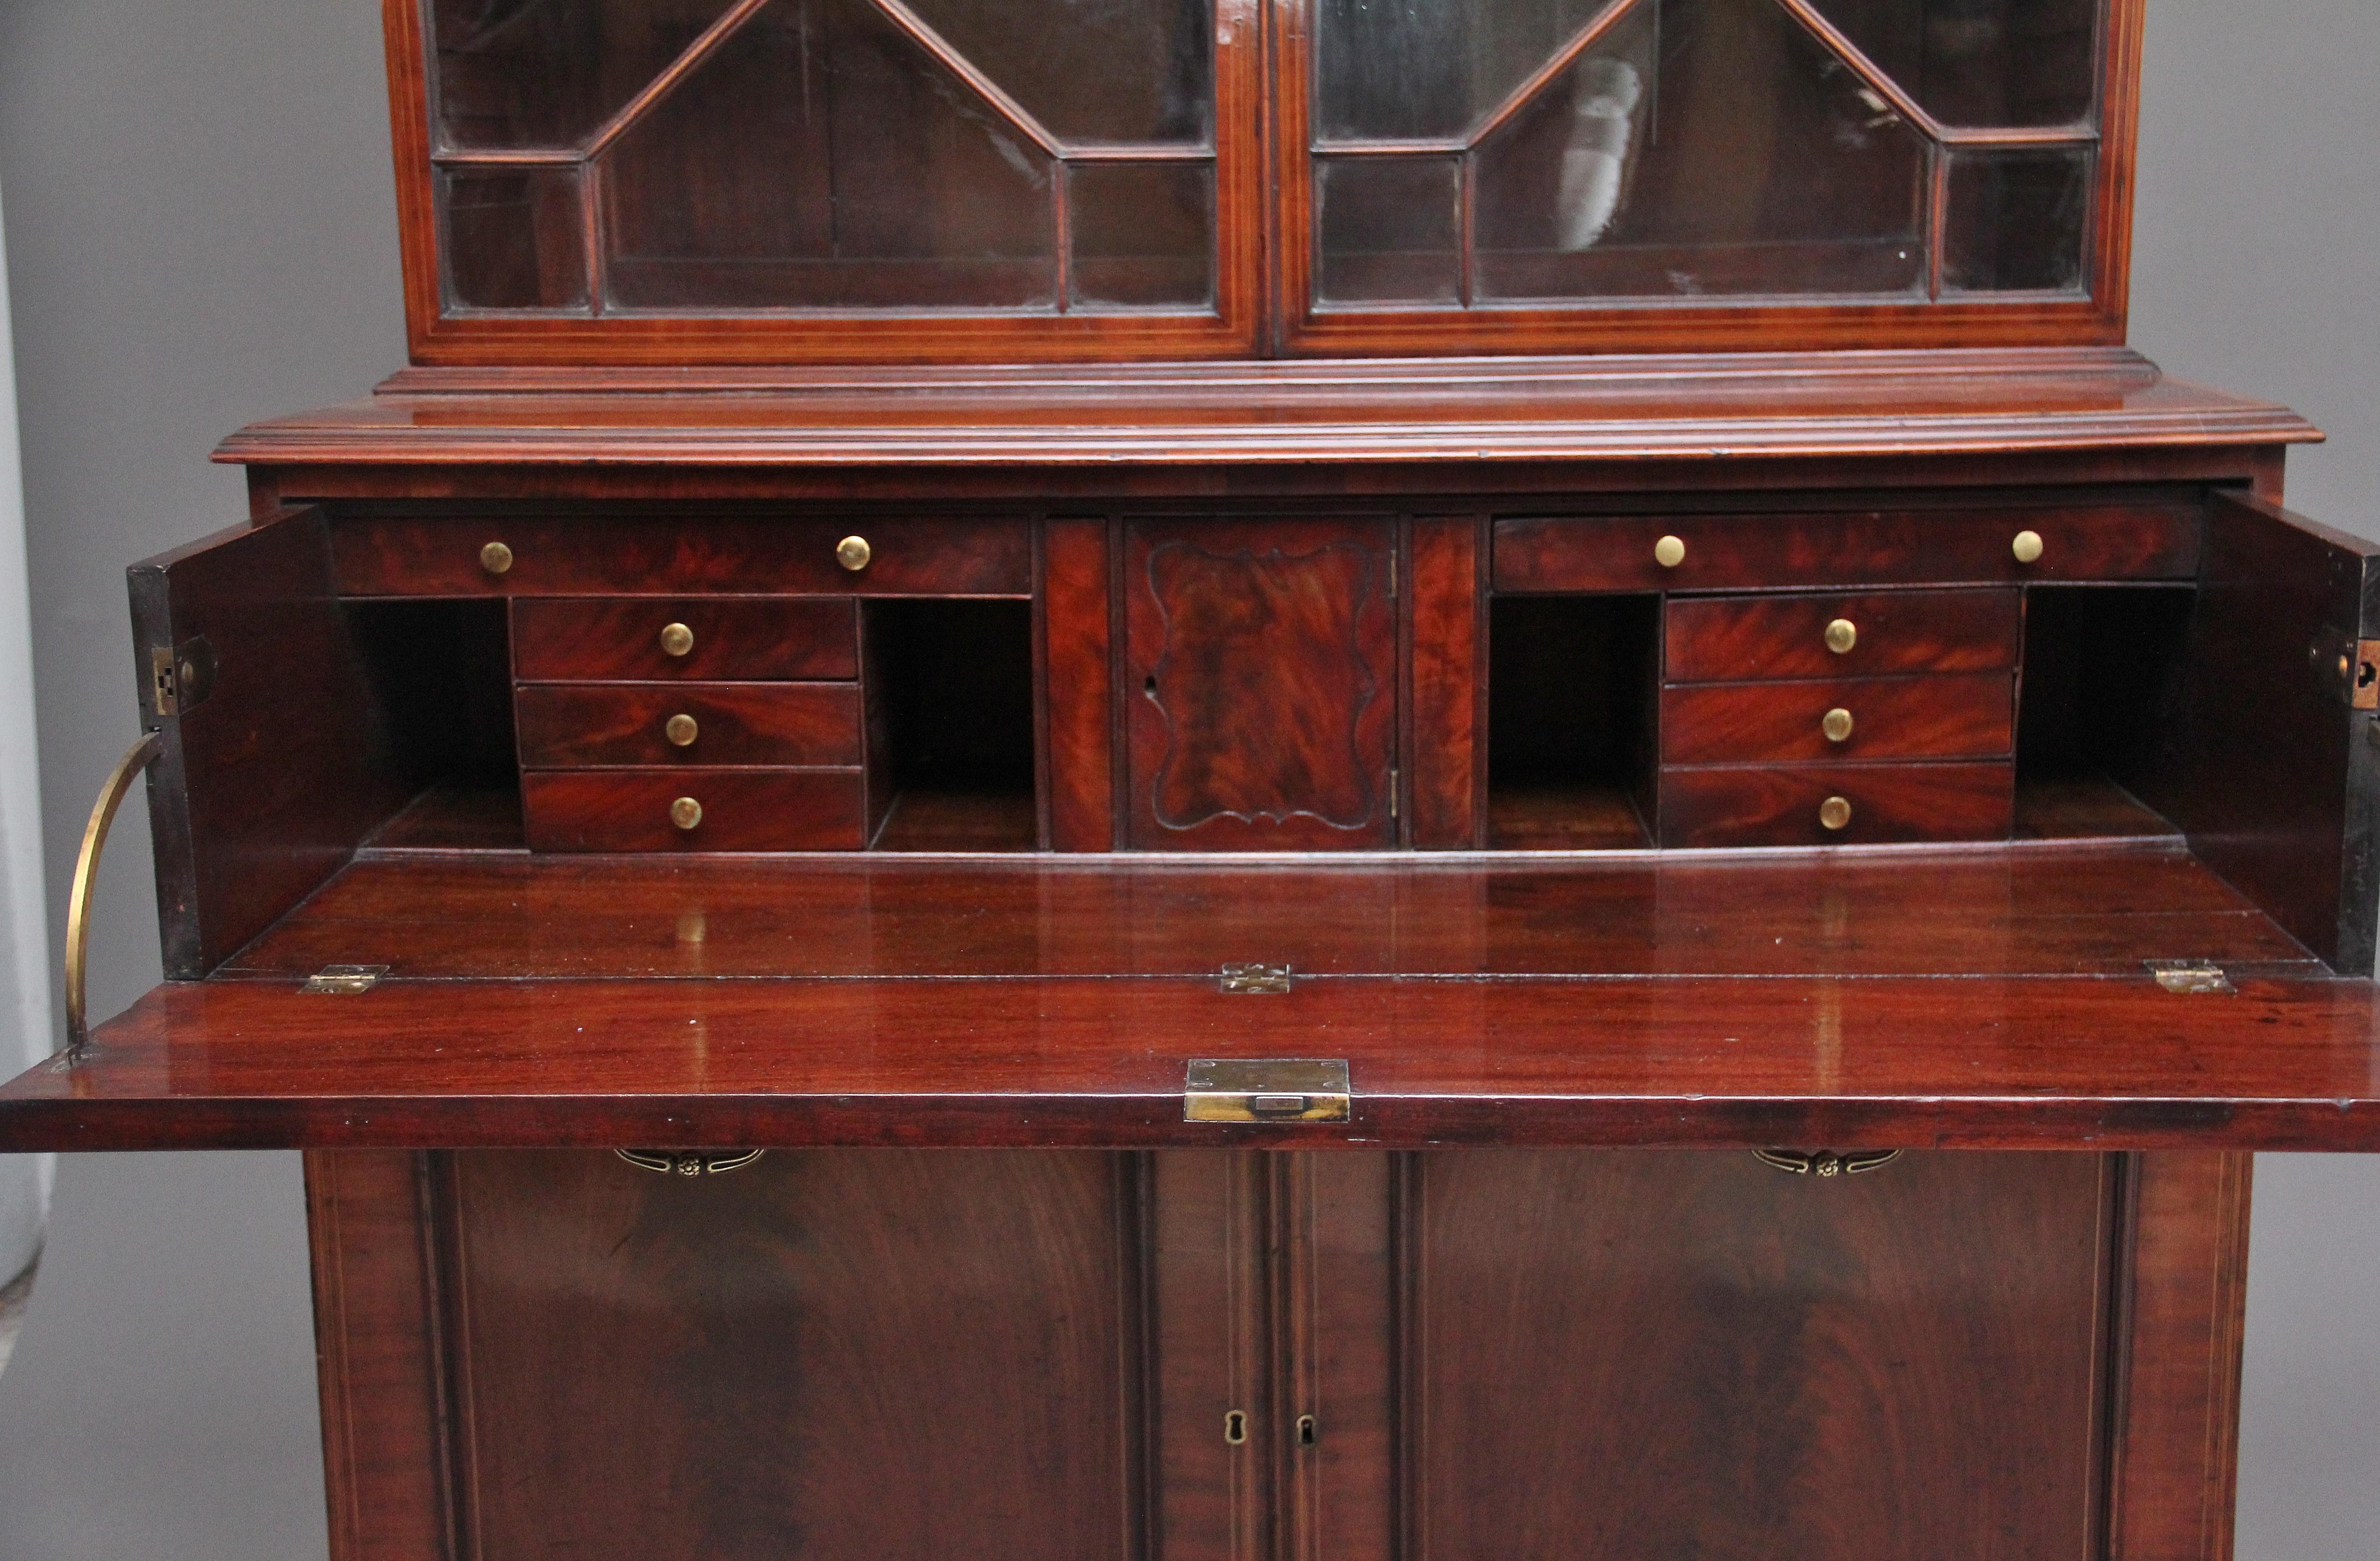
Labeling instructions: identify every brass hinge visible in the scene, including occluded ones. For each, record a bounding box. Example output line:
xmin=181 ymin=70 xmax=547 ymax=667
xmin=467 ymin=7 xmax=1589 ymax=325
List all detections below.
xmin=1184 ymin=1058 xmax=1351 ymax=1123
xmin=147 ymin=635 xmax=216 ymax=719
xmin=1388 ymin=767 xmax=1400 ymax=820
xmin=303 ymin=964 xmax=388 ymax=994
xmin=2147 ymin=959 xmax=2234 ymax=995
xmin=1219 ymin=962 xmax=1290 ymax=994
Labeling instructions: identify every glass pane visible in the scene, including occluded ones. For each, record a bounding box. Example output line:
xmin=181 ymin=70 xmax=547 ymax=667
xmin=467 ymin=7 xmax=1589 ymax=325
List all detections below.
xmin=1070 ymin=162 xmax=1215 ymax=309
xmin=903 ymin=0 xmax=1213 ymax=145
xmin=1316 ymin=0 xmax=1623 ymax=141
xmin=1316 ymin=157 xmax=1461 ymax=305
xmin=1804 ymin=0 xmax=2099 ymax=128
xmin=1473 ymin=0 xmax=1928 ymax=301
xmin=600 ymin=0 xmax=1057 ymax=311
xmin=1943 ymin=147 xmax=2090 ymax=292
xmin=442 ymin=168 xmax=591 ymax=310
xmin=430 ymin=0 xmax=746 ymax=151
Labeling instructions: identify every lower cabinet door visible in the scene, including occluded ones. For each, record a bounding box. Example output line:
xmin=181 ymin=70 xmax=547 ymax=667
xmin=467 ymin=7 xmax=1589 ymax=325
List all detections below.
xmin=1360 ymin=1151 xmax=2111 ymax=1561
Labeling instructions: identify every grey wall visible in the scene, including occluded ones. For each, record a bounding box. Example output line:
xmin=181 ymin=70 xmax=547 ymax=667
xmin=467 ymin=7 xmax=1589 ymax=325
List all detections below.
xmin=0 ymin=0 xmax=2373 ymax=1556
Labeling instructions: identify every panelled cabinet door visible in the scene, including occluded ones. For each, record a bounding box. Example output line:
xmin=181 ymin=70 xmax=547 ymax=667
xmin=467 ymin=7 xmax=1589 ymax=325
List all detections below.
xmin=1124 ymin=518 xmax=1398 ymax=848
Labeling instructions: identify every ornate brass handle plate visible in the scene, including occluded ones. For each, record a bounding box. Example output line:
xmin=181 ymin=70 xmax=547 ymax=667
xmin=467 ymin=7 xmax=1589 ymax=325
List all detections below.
xmin=65 ymin=732 xmax=166 ymax=1055
xmin=1755 ymin=1148 xmax=1903 ymax=1177
xmin=615 ymin=1149 xmax=767 ymax=1177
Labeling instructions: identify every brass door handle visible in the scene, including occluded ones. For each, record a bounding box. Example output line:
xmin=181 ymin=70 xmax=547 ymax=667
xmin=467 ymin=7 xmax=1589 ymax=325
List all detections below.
xmin=1755 ymin=1148 xmax=1902 ymax=1177
xmin=615 ymin=1149 xmax=767 ymax=1177
xmin=65 ymin=732 xmax=166 ymax=1056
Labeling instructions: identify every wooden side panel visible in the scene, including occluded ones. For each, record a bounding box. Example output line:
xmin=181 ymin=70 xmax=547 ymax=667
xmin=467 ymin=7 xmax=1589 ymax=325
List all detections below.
xmin=1401 ymin=1150 xmax=2110 ymax=1561
xmin=2163 ymin=493 xmax=2380 ymax=971
xmin=132 ymin=509 xmax=410 ymax=977
xmin=1406 ymin=519 xmax=1482 ymax=848
xmin=1045 ymin=519 xmax=1117 ymax=850
xmin=307 ymin=1150 xmax=451 ymax=1561
xmin=2109 ymin=1152 xmax=2254 ymax=1561
xmin=1123 ymin=518 xmax=1398 ymax=849
xmin=437 ymin=1150 xmax=1141 ymax=1561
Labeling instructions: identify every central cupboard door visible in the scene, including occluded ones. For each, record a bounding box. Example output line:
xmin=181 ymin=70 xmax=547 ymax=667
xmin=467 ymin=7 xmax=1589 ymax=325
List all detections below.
xmin=1124 ymin=518 xmax=1398 ymax=848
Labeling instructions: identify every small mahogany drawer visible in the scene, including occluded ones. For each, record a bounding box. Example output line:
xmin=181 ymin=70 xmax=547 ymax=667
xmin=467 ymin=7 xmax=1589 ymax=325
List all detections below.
xmin=1662 ymin=673 xmax=2014 ymax=766
xmin=513 ymin=597 xmax=856 ymax=681
xmin=516 ymin=684 xmax=861 ymax=768
xmin=1659 ymin=762 xmax=2015 ymax=847
xmin=522 ymin=769 xmax=865 ymax=851
xmin=334 ymin=515 xmax=1032 ymax=597
xmin=1665 ymin=589 xmax=2020 ymax=682
xmin=1494 ymin=504 xmax=2199 ymax=593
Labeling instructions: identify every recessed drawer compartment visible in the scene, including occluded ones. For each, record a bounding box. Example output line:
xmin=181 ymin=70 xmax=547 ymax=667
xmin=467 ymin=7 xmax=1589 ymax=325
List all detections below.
xmin=1662 ymin=674 xmax=2014 ymax=766
xmin=1494 ymin=505 xmax=2199 ymax=593
xmin=522 ymin=770 xmax=866 ymax=851
xmin=1659 ymin=762 xmax=2015 ymax=847
xmin=514 ymin=597 xmax=857 ymax=681
xmin=334 ymin=516 xmax=1032 ymax=597
xmin=516 ymin=684 xmax=862 ymax=768
xmin=1666 ymin=589 xmax=2020 ymax=682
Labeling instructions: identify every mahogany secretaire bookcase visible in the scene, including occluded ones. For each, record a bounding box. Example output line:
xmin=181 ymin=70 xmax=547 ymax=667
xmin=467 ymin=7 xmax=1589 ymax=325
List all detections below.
xmin=6 ymin=1 xmax=2380 ymax=1557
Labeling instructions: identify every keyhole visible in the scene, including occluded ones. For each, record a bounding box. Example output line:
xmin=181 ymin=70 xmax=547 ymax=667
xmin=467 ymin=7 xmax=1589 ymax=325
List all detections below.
xmin=1144 ymin=675 xmax=1158 ymax=697
xmin=1223 ymin=1409 xmax=1247 ymax=1445
xmin=1297 ymin=1414 xmax=1318 ymax=1448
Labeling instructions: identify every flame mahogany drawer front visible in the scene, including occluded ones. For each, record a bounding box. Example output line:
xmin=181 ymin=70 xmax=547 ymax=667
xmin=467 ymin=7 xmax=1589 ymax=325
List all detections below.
xmin=512 ymin=597 xmax=858 ymax=682
xmin=331 ymin=516 xmax=1033 ymax=597
xmin=1660 ymin=763 xmax=2016 ymax=847
xmin=1665 ymin=589 xmax=2022 ymax=682
xmin=1494 ymin=506 xmax=2200 ymax=594
xmin=1662 ymin=674 xmax=2016 ymax=766
xmin=521 ymin=770 xmax=865 ymax=851
xmin=515 ymin=684 xmax=862 ymax=768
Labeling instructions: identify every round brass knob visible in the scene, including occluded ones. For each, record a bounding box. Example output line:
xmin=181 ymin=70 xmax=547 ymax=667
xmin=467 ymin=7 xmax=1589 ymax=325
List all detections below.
xmin=836 ymin=535 xmax=873 ymax=572
xmin=478 ymin=541 xmax=514 ymax=575
xmin=659 ymin=622 xmax=694 ymax=658
xmin=1819 ymin=795 xmax=1853 ymax=831
xmin=669 ymin=796 xmax=703 ymax=831
xmin=2011 ymin=529 xmax=2045 ymax=565
xmin=664 ymin=713 xmax=699 ymax=747
xmin=1653 ymin=535 xmax=1686 ymax=569
xmin=1825 ymin=618 xmax=1857 ymax=655
xmin=1822 ymin=708 xmax=1855 ymax=743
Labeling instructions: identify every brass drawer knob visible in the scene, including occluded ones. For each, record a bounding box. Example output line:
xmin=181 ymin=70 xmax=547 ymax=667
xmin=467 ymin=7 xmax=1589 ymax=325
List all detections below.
xmin=664 ymin=713 xmax=699 ymax=747
xmin=478 ymin=541 xmax=514 ymax=575
xmin=670 ymin=796 xmax=703 ymax=831
xmin=2011 ymin=529 xmax=2044 ymax=565
xmin=836 ymin=535 xmax=873 ymax=572
xmin=1653 ymin=534 xmax=1686 ymax=569
xmin=659 ymin=622 xmax=694 ymax=657
xmin=1824 ymin=618 xmax=1857 ymax=655
xmin=1819 ymin=795 xmax=1853 ymax=831
xmin=1821 ymin=707 xmax=1854 ymax=743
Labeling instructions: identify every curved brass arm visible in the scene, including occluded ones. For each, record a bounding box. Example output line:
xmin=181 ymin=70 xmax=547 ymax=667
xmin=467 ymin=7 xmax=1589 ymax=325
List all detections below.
xmin=64 ymin=732 xmax=164 ymax=1057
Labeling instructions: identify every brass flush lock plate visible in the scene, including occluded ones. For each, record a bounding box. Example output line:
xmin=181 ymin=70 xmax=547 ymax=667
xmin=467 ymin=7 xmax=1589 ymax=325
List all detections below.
xmin=1184 ymin=1059 xmax=1352 ymax=1124
xmin=147 ymin=635 xmax=216 ymax=718
xmin=2147 ymin=959 xmax=2235 ymax=995
xmin=1218 ymin=962 xmax=1290 ymax=994
xmin=303 ymin=964 xmax=389 ymax=994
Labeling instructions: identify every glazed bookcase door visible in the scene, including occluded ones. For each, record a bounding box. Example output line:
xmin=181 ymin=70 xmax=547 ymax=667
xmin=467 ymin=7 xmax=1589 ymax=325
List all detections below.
xmin=394 ymin=0 xmax=1263 ymax=362
xmin=1279 ymin=0 xmax=2140 ymax=354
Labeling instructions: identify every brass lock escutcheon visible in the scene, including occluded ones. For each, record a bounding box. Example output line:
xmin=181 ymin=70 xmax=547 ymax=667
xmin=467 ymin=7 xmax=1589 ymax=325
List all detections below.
xmin=1824 ymin=617 xmax=1857 ymax=655
xmin=659 ymin=622 xmax=695 ymax=657
xmin=1185 ymin=1059 xmax=1351 ymax=1123
xmin=665 ymin=713 xmax=699 ymax=747
xmin=616 ymin=1149 xmax=767 ymax=1177
xmin=836 ymin=535 xmax=873 ymax=572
